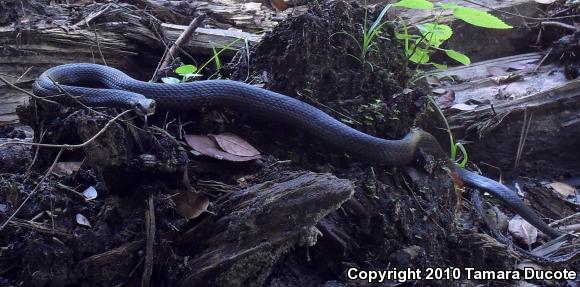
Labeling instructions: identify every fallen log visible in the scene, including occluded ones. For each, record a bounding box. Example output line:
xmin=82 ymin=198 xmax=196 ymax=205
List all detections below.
xmin=388 ymin=0 xmax=543 ymax=62
xmin=441 ymin=58 xmax=580 ymax=173
xmin=177 ymin=171 xmax=355 ymax=287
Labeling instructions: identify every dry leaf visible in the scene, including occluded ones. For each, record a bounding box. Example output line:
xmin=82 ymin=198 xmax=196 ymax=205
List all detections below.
xmin=545 ymin=182 xmax=576 ymax=197
xmin=487 ymin=66 xmax=508 ymax=76
xmin=449 ymin=103 xmax=476 ymax=111
xmin=491 ymin=74 xmax=522 ymax=85
xmin=208 ymin=133 xmax=261 ymax=157
xmin=501 ymin=83 xmax=528 ymax=100
xmin=432 ymin=88 xmax=446 ymax=95
xmin=269 ymin=0 xmax=288 ymax=11
xmin=185 ymin=135 xmax=262 ymax=162
xmin=436 ymin=90 xmax=455 ymax=108
xmin=426 ymin=76 xmax=440 ymax=87
xmin=534 ymin=0 xmax=556 ymax=3
xmin=52 ymin=162 xmax=82 ymax=177
xmin=516 ymin=261 xmax=544 ymax=273
xmin=509 ymin=215 xmax=538 ymax=245
xmin=173 ymin=191 xmax=209 ymax=219
xmin=82 ymin=186 xmax=98 ymax=201
xmin=76 ymin=213 xmax=92 ymax=228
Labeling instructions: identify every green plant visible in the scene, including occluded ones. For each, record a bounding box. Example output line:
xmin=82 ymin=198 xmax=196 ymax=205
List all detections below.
xmin=358 ymin=98 xmax=387 ymax=125
xmin=337 ymin=4 xmax=392 ymax=66
xmin=162 ymin=38 xmax=243 ymax=83
xmin=393 ymin=0 xmax=512 ymax=69
xmin=427 ymin=95 xmax=468 ymax=167
xmin=161 ymin=64 xmax=201 ymax=84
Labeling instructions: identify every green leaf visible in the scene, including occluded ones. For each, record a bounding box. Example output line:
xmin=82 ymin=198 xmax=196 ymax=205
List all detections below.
xmin=455 ymin=143 xmax=469 ymax=167
xmin=445 ymin=49 xmax=471 ymax=65
xmin=432 ymin=63 xmax=448 ymax=70
xmin=393 ymin=0 xmax=433 ymax=10
xmin=161 ymin=77 xmax=181 ymax=84
xmin=408 ymin=47 xmax=430 ymax=64
xmin=175 ymin=65 xmax=198 ymax=75
xmin=453 ymin=7 xmax=512 ymax=29
xmin=416 ymin=23 xmax=452 ymax=47
xmin=395 ymin=31 xmax=420 ymax=40
xmin=369 ymin=4 xmax=392 ymax=33
xmin=438 ymin=2 xmax=460 ymax=9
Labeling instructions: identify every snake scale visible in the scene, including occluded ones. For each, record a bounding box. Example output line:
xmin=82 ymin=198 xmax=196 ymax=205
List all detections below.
xmin=33 ymin=63 xmax=561 ymax=238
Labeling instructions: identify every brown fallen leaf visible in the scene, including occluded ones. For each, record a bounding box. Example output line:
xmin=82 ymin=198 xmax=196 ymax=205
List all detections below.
xmin=500 ymin=82 xmax=528 ymax=100
xmin=545 ymin=182 xmax=578 ymax=203
xmin=509 ymin=215 xmax=538 ymax=245
xmin=185 ymin=135 xmax=262 ymax=162
xmin=208 ymin=133 xmax=261 ymax=157
xmin=431 ymin=88 xmax=446 ymax=95
xmin=269 ymin=0 xmax=288 ymax=11
xmin=449 ymin=103 xmax=477 ymax=111
xmin=52 ymin=161 xmax=82 ymax=177
xmin=487 ymin=65 xmax=509 ymax=76
xmin=546 ymin=182 xmax=576 ymax=197
xmin=173 ymin=191 xmax=209 ymax=219
xmin=435 ymin=90 xmax=455 ymax=108
xmin=425 ymin=75 xmax=441 ymax=87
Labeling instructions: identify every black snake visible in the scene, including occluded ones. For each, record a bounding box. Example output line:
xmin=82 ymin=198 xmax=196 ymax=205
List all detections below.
xmin=33 ymin=63 xmax=561 ymax=238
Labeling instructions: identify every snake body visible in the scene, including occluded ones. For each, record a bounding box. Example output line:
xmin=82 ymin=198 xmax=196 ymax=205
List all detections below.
xmin=33 ymin=63 xmax=561 ymax=238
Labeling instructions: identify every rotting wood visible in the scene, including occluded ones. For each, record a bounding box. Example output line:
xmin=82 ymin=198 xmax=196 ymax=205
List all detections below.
xmin=387 ymin=0 xmax=542 ymax=62
xmin=177 ymin=171 xmax=354 ymax=287
xmin=0 ymin=0 xmax=271 ymax=123
xmin=76 ymin=240 xmax=145 ymax=283
xmin=447 ymin=77 xmax=580 ymax=172
xmin=152 ymin=14 xmax=207 ymax=81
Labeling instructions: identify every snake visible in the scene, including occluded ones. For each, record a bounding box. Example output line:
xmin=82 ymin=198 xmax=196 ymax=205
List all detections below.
xmin=33 ymin=63 xmax=561 ymax=238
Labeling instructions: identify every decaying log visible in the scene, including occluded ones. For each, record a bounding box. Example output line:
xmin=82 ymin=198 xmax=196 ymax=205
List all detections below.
xmin=390 ymin=0 xmax=542 ymax=62
xmin=76 ymin=240 xmax=145 ymax=284
xmin=0 ymin=0 xmax=271 ymax=123
xmin=177 ymin=171 xmax=354 ymax=287
xmin=446 ymin=73 xmax=580 ymax=172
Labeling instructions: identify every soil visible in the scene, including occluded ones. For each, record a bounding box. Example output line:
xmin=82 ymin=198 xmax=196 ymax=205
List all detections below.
xmin=0 ymin=0 xmax=577 ymax=286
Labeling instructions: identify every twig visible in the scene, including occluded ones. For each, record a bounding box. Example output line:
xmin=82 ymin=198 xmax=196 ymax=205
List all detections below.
xmin=72 ymin=3 xmax=111 ymax=28
xmin=0 ymin=110 xmax=131 ymax=149
xmin=541 ymin=21 xmax=579 ymax=31
xmin=24 ymin=128 xmax=47 ymax=177
xmin=93 ymin=26 xmax=108 ymax=66
xmin=141 ymin=195 xmax=156 ymax=287
xmin=533 ymin=47 xmax=552 ymax=73
xmin=0 ymin=148 xmax=64 ymax=231
xmin=0 ymin=75 xmax=58 ymax=105
xmin=550 ymin=212 xmax=580 ymax=227
xmin=16 ymin=66 xmax=33 ymax=83
xmin=515 ymin=109 xmax=533 ymax=168
xmin=151 ymin=14 xmax=206 ymax=80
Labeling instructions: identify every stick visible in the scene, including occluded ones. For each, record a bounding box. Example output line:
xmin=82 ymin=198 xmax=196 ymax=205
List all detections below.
xmin=0 ymin=110 xmax=131 ymax=149
xmin=0 ymin=148 xmax=64 ymax=231
xmin=151 ymin=14 xmax=206 ymax=81
xmin=141 ymin=195 xmax=156 ymax=287
xmin=541 ymin=21 xmax=579 ymax=31
xmin=0 ymin=76 xmax=58 ymax=105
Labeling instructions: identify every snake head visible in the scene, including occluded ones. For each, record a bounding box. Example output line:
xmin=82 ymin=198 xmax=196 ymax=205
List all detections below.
xmin=132 ymin=98 xmax=156 ymax=116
